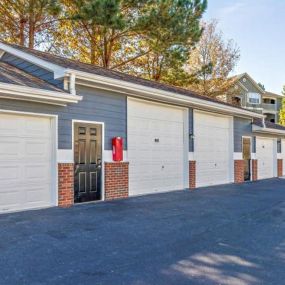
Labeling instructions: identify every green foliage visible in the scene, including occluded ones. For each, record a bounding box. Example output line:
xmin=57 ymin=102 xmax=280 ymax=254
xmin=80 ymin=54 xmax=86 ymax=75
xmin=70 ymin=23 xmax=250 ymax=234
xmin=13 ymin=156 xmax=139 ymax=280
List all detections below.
xmin=258 ymin=82 xmax=266 ymax=91
xmin=0 ymin=0 xmax=62 ymax=48
xmin=74 ymin=0 xmax=125 ymax=30
xmin=279 ymin=86 xmax=285 ymax=126
xmin=0 ymin=0 xmax=207 ymax=84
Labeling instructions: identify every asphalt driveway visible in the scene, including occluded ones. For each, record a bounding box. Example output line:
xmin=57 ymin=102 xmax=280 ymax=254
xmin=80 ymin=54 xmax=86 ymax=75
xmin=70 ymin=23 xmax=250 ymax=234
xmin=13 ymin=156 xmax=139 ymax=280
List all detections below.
xmin=1 ymin=179 xmax=285 ymax=285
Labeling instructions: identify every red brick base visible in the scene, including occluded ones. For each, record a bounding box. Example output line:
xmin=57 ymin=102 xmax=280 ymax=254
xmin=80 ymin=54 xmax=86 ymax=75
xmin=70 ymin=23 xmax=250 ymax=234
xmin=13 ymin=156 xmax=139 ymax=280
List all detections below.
xmin=234 ymin=160 xmax=244 ymax=183
xmin=105 ymin=162 xmax=129 ymax=200
xmin=252 ymin=159 xmax=258 ymax=181
xmin=278 ymin=159 xmax=283 ymax=177
xmin=58 ymin=163 xmax=74 ymax=207
xmin=189 ymin=161 xmax=196 ymax=189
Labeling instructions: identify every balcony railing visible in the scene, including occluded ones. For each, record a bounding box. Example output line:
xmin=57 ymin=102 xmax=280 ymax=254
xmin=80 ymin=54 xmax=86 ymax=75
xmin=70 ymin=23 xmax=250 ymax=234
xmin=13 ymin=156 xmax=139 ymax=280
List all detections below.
xmin=262 ymin=103 xmax=277 ymax=112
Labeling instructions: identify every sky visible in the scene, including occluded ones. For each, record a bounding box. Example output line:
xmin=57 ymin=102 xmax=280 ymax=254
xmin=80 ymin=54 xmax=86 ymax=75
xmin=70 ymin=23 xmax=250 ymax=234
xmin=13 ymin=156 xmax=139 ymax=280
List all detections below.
xmin=204 ymin=0 xmax=285 ymax=94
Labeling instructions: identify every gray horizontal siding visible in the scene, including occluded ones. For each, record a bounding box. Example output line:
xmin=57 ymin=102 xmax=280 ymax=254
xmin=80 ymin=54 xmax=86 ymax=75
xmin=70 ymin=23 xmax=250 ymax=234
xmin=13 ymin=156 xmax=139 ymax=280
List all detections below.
xmin=1 ymin=53 xmax=64 ymax=89
xmin=0 ymin=86 xmax=127 ymax=150
xmin=189 ymin=108 xmax=194 ymax=152
xmin=234 ymin=117 xmax=253 ymax=152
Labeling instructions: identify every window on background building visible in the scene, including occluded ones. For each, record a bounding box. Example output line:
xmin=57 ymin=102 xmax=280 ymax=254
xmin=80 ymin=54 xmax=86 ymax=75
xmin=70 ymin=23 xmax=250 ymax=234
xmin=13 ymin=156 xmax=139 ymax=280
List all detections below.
xmin=265 ymin=114 xmax=276 ymax=123
xmin=263 ymin=98 xmax=276 ymax=104
xmin=247 ymin=93 xmax=261 ymax=104
xmin=232 ymin=96 xmax=241 ymax=107
xmin=277 ymin=139 xmax=282 ymax=153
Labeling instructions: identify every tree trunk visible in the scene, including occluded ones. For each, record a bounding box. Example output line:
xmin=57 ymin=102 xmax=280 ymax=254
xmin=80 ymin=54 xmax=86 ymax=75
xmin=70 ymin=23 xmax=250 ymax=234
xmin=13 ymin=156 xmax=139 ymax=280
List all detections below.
xmin=19 ymin=19 xmax=26 ymax=46
xmin=28 ymin=0 xmax=35 ymax=48
xmin=90 ymin=43 xmax=96 ymax=64
xmin=28 ymin=23 xmax=35 ymax=48
xmin=90 ymin=26 xmax=96 ymax=64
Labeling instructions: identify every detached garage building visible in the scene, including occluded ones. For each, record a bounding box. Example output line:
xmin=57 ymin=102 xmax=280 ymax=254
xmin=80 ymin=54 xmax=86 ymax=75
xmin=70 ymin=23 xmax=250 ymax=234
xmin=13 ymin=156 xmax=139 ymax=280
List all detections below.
xmin=0 ymin=41 xmax=284 ymax=214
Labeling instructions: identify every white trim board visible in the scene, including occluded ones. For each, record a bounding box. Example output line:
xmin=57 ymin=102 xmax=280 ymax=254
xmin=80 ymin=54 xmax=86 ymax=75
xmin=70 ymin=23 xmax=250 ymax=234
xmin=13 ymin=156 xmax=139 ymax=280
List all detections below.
xmin=253 ymin=125 xmax=285 ymax=135
xmin=233 ymin=153 xmax=243 ymax=160
xmin=0 ymin=42 xmax=264 ymax=120
xmin=0 ymin=83 xmax=82 ymax=106
xmin=57 ymin=149 xmax=74 ymax=163
xmin=75 ymin=72 xmax=264 ymax=119
xmin=104 ymin=150 xmax=128 ymax=162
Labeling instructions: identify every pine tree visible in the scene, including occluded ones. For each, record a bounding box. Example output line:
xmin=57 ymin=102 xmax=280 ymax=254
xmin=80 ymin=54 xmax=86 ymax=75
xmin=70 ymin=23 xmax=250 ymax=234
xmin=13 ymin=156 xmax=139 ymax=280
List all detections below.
xmin=0 ymin=0 xmax=62 ymax=48
xmin=54 ymin=0 xmax=207 ymax=74
xmin=279 ymin=86 xmax=285 ymax=126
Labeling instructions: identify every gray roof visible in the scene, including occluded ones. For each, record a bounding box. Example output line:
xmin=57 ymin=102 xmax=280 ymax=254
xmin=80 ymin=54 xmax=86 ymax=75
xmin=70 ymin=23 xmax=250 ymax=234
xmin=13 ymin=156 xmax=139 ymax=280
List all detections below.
xmin=0 ymin=61 xmax=65 ymax=92
xmin=253 ymin=118 xmax=285 ymax=131
xmin=0 ymin=42 xmax=260 ymax=113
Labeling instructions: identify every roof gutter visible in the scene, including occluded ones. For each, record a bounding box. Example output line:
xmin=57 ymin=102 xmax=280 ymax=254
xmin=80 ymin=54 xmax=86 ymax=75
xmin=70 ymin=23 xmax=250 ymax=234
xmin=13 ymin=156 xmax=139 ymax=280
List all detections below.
xmin=69 ymin=69 xmax=264 ymax=119
xmin=0 ymin=83 xmax=82 ymax=106
xmin=252 ymin=124 xmax=285 ymax=135
xmin=0 ymin=43 xmax=266 ymax=118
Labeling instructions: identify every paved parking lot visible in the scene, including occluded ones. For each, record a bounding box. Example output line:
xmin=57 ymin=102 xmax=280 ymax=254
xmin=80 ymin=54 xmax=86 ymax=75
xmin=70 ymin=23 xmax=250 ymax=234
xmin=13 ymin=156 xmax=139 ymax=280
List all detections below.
xmin=1 ymin=178 xmax=285 ymax=285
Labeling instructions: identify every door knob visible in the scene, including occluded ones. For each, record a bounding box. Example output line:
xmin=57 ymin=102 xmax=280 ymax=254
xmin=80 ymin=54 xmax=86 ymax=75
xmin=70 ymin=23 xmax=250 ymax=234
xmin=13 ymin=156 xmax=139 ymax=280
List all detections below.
xmin=75 ymin=165 xmax=80 ymax=174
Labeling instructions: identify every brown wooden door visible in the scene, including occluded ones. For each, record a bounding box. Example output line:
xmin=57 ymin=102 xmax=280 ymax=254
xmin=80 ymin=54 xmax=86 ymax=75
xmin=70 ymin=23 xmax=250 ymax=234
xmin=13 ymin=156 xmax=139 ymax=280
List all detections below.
xmin=242 ymin=137 xmax=251 ymax=181
xmin=74 ymin=123 xmax=102 ymax=202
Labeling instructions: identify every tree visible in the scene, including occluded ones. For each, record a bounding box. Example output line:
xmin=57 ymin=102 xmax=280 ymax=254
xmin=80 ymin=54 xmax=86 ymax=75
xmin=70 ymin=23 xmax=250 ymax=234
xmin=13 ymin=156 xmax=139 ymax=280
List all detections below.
xmin=258 ymin=82 xmax=266 ymax=91
xmin=124 ymin=0 xmax=207 ymax=82
xmin=52 ymin=0 xmax=207 ymax=74
xmin=0 ymin=0 xmax=62 ymax=48
xmin=279 ymin=86 xmax=285 ymax=126
xmin=186 ymin=19 xmax=240 ymax=97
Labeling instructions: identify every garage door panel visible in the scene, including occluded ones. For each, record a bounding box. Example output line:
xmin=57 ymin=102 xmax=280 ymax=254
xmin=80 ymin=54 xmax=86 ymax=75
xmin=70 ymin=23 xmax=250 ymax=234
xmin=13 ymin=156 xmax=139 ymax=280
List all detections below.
xmin=0 ymin=190 xmax=20 ymax=209
xmin=194 ymin=111 xmax=233 ymax=187
xmin=25 ymin=185 xmax=52 ymax=202
xmin=0 ymin=140 xmax=20 ymax=157
xmin=256 ymin=137 xmax=275 ymax=179
xmin=0 ymin=166 xmax=20 ymax=182
xmin=0 ymin=114 xmax=54 ymax=213
xmin=128 ymin=100 xmax=185 ymax=196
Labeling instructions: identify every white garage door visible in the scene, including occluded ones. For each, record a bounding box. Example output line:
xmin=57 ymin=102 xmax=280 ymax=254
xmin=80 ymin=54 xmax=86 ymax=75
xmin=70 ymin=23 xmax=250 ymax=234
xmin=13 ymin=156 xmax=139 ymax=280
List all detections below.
xmin=0 ymin=113 xmax=54 ymax=213
xmin=256 ymin=137 xmax=275 ymax=179
xmin=194 ymin=111 xmax=233 ymax=187
xmin=128 ymin=99 xmax=186 ymax=196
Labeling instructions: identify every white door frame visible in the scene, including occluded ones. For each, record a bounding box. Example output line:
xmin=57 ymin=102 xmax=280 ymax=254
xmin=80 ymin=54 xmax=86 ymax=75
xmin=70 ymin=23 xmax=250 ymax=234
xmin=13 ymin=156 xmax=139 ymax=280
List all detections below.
xmin=127 ymin=97 xmax=189 ymax=190
xmin=72 ymin=119 xmax=105 ymax=200
xmin=193 ymin=109 xmax=235 ymax=185
xmin=256 ymin=136 xmax=277 ymax=178
xmin=0 ymin=109 xmax=58 ymax=207
xmin=242 ymin=136 xmax=252 ymax=181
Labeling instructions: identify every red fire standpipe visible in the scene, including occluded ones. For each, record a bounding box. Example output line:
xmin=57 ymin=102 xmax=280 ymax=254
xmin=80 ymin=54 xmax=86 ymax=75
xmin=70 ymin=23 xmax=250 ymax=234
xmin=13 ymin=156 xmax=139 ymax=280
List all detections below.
xmin=112 ymin=137 xmax=123 ymax=161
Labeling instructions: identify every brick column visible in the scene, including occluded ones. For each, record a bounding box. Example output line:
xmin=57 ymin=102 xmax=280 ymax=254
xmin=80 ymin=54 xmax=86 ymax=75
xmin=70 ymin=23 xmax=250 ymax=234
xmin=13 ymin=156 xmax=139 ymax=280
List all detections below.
xmin=234 ymin=160 xmax=244 ymax=183
xmin=252 ymin=159 xmax=258 ymax=181
xmin=58 ymin=163 xmax=74 ymax=207
xmin=278 ymin=159 xmax=283 ymax=177
xmin=189 ymin=161 xmax=196 ymax=189
xmin=105 ymin=162 xmax=129 ymax=200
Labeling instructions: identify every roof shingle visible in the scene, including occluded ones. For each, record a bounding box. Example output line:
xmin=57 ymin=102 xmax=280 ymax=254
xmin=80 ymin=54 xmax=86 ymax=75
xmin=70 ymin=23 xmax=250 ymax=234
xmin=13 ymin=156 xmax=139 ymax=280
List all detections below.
xmin=0 ymin=61 xmax=65 ymax=92
xmin=0 ymin=41 xmax=261 ymax=113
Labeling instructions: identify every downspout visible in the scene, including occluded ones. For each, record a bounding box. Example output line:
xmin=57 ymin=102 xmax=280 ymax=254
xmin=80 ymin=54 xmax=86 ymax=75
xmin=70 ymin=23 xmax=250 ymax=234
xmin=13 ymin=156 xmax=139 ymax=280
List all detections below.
xmin=69 ymin=73 xmax=76 ymax=95
xmin=262 ymin=115 xmax=266 ymax=128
